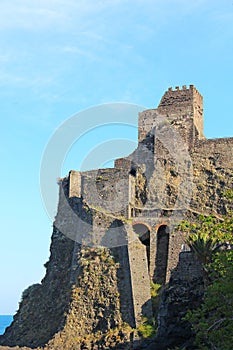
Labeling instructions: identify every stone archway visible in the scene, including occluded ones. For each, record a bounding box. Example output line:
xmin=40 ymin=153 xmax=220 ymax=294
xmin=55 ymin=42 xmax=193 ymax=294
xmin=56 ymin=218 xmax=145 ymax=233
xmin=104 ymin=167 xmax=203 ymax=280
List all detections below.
xmin=154 ymin=225 xmax=169 ymax=284
xmin=132 ymin=223 xmax=150 ymax=271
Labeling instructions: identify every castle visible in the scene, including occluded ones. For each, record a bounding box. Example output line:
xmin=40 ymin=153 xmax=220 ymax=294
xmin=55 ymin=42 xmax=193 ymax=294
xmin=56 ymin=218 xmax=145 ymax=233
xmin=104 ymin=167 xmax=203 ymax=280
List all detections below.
xmin=1 ymin=85 xmax=233 ymax=349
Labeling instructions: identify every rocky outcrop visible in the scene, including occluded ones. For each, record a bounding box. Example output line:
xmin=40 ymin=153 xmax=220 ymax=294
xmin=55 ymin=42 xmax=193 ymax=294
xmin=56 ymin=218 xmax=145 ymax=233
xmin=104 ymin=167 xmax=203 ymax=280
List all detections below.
xmin=42 ymin=247 xmax=132 ymax=350
xmin=155 ymin=252 xmax=204 ymax=349
xmin=0 ymin=251 xmax=206 ymax=350
xmin=0 ymin=244 xmax=135 ymax=350
xmin=0 ymin=228 xmax=75 ymax=348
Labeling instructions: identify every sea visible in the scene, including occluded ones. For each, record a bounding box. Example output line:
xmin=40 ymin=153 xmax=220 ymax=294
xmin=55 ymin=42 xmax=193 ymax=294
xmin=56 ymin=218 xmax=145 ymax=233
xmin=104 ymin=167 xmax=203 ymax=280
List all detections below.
xmin=0 ymin=315 xmax=13 ymax=335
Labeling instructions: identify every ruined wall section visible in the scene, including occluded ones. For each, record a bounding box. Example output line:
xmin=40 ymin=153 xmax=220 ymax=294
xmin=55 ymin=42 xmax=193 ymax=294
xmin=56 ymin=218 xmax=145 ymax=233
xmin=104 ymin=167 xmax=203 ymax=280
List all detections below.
xmin=114 ymin=157 xmax=132 ymax=170
xmin=138 ymin=109 xmax=157 ymax=143
xmin=69 ymin=168 xmax=130 ymax=217
xmin=191 ymin=137 xmax=233 ymax=215
xmin=69 ymin=170 xmax=81 ymax=198
xmin=67 ymin=170 xmax=154 ymax=325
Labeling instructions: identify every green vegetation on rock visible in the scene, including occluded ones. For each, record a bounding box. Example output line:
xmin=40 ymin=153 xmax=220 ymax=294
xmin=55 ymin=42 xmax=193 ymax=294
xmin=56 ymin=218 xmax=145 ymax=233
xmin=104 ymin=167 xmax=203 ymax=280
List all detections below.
xmin=137 ymin=317 xmax=156 ymax=339
xmin=179 ymin=192 xmax=233 ymax=350
xmin=150 ymin=282 xmax=161 ymax=317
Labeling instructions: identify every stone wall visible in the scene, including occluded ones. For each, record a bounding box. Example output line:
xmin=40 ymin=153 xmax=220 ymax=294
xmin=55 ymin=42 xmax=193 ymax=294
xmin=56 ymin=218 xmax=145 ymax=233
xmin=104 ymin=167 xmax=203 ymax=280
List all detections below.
xmin=1 ymin=85 xmax=232 ymax=350
xmin=191 ymin=137 xmax=233 ymax=215
xmin=127 ymin=232 xmax=152 ymax=325
xmin=69 ymin=168 xmax=130 ymax=217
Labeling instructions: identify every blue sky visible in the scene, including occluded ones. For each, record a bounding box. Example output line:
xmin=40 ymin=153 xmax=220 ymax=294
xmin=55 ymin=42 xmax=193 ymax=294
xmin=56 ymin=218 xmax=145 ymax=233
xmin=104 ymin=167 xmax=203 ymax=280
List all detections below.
xmin=0 ymin=0 xmax=233 ymax=314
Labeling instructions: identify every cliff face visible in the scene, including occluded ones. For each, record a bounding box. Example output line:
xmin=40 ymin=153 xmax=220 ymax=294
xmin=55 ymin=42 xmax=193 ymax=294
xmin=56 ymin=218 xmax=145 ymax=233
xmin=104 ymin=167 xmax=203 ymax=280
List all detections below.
xmin=0 ymin=228 xmax=75 ymax=348
xmin=0 ymin=242 xmax=133 ymax=350
xmin=43 ymin=247 xmax=133 ymax=350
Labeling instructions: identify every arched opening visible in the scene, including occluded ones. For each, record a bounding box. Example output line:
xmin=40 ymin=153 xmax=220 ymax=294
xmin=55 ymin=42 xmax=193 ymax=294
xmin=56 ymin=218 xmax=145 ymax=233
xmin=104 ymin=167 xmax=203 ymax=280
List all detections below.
xmin=154 ymin=225 xmax=169 ymax=285
xmin=132 ymin=223 xmax=150 ymax=271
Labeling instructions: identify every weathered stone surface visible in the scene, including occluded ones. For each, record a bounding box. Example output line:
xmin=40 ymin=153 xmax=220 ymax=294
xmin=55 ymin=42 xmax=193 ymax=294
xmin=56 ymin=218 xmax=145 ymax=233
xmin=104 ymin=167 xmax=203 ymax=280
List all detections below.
xmin=1 ymin=85 xmax=232 ymax=350
xmin=156 ymin=252 xmax=204 ymax=349
xmin=0 ymin=228 xmax=74 ymax=348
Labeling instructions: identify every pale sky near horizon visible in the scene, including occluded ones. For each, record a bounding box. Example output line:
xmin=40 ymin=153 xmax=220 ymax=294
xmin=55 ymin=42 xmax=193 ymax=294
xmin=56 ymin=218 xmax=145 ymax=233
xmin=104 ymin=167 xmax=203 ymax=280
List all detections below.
xmin=0 ymin=0 xmax=233 ymax=314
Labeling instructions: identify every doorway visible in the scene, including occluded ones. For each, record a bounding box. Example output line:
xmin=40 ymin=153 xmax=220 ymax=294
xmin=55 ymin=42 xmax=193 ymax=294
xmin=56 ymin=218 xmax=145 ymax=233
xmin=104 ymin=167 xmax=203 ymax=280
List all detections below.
xmin=132 ymin=223 xmax=150 ymax=271
xmin=154 ymin=225 xmax=169 ymax=284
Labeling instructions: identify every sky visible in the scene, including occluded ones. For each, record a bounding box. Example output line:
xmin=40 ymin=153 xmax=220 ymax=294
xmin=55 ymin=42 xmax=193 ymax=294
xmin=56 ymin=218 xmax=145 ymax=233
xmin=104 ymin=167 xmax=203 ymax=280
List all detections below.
xmin=0 ymin=0 xmax=233 ymax=314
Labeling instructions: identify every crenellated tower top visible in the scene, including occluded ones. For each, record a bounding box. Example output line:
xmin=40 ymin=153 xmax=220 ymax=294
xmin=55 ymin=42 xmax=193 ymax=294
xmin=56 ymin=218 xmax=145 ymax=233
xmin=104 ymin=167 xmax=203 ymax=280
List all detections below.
xmin=138 ymin=84 xmax=204 ymax=148
xmin=158 ymin=85 xmax=204 ymax=139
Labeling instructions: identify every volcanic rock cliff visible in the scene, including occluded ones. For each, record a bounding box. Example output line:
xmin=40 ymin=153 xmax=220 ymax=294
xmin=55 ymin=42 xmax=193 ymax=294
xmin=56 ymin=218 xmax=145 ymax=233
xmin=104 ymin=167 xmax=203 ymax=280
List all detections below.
xmin=1 ymin=85 xmax=232 ymax=350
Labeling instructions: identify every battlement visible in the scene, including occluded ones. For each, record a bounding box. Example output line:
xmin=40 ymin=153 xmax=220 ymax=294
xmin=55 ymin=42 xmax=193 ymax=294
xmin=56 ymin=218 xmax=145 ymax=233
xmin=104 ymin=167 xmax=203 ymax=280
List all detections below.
xmin=167 ymin=84 xmax=199 ymax=92
xmin=158 ymin=84 xmax=203 ymax=109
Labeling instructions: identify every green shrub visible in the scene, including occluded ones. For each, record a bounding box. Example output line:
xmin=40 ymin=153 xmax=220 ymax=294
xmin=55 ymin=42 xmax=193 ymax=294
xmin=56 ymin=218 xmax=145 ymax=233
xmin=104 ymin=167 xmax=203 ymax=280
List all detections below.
xmin=150 ymin=282 xmax=161 ymax=316
xmin=137 ymin=317 xmax=156 ymax=338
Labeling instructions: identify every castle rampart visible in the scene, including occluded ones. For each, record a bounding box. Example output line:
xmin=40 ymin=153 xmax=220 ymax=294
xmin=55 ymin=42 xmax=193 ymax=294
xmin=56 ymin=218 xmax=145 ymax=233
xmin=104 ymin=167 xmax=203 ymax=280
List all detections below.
xmin=1 ymin=85 xmax=232 ymax=349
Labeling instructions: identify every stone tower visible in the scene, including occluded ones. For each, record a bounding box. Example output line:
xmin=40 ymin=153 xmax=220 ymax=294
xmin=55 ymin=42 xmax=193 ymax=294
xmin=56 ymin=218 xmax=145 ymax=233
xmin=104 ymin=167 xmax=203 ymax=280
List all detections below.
xmin=0 ymin=85 xmax=232 ymax=349
xmin=139 ymin=85 xmax=204 ymax=147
